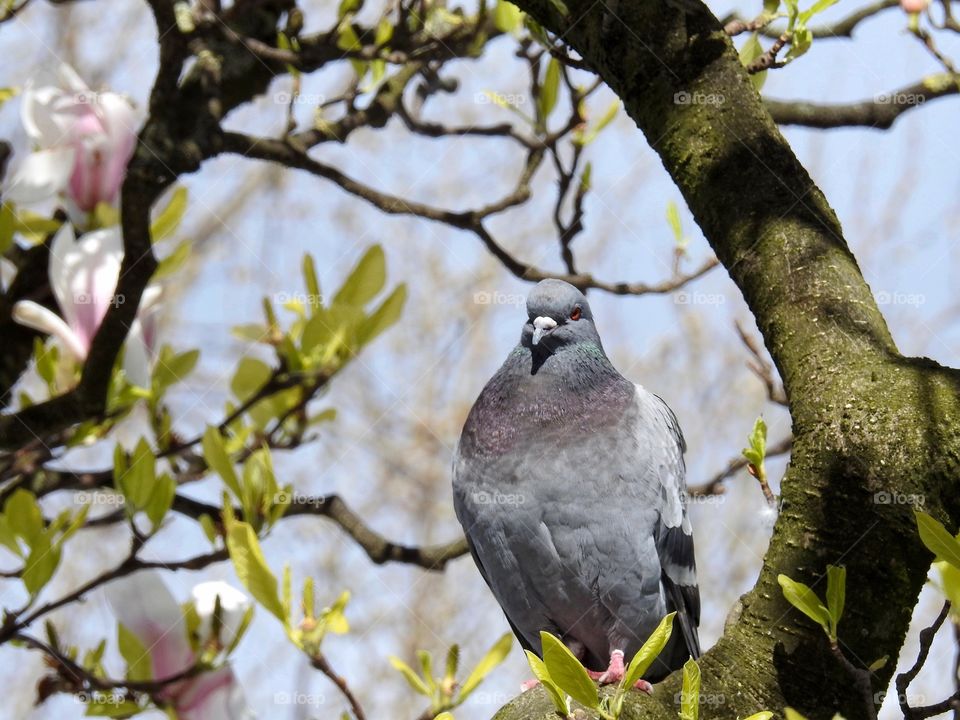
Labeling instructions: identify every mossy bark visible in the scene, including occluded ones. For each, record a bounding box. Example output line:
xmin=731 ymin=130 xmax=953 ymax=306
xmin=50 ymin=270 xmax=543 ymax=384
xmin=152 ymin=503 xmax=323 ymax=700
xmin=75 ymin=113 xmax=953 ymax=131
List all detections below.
xmin=494 ymin=2 xmax=960 ymax=719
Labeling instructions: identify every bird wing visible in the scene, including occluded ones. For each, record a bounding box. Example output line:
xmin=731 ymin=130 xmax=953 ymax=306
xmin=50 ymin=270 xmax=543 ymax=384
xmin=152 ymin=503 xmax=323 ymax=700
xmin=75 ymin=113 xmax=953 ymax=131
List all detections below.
xmin=636 ymin=385 xmax=702 ymax=659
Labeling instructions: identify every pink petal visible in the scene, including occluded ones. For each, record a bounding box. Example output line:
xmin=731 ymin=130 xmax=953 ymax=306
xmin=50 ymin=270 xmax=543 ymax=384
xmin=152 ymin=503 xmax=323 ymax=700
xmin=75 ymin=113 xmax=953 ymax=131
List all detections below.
xmin=175 ymin=666 xmax=252 ymax=720
xmin=104 ymin=571 xmax=194 ymax=680
xmin=49 ymin=225 xmax=123 ymax=349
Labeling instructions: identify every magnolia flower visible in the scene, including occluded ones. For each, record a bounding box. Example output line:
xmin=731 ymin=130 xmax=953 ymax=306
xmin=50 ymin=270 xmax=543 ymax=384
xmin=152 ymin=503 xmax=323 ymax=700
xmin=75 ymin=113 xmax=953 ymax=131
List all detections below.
xmin=11 ymin=223 xmax=159 ymax=386
xmin=106 ymin=571 xmax=253 ymax=720
xmin=192 ymin=581 xmax=253 ymax=649
xmin=5 ymin=63 xmax=138 ymax=213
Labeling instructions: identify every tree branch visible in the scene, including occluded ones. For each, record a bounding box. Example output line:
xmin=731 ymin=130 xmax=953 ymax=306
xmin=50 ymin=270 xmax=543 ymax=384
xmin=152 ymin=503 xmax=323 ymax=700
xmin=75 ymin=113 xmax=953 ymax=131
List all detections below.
xmin=764 ymin=74 xmax=959 ymax=129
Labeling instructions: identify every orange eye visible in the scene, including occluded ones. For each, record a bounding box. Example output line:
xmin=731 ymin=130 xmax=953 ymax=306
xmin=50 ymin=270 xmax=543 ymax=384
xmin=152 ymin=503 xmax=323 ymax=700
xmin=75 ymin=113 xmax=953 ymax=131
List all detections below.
xmin=570 ymin=307 xmax=582 ymax=321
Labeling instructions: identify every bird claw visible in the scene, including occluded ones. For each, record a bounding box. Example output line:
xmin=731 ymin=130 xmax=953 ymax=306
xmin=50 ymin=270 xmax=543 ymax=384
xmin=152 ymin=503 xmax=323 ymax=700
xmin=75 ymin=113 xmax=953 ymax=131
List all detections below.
xmin=587 ymin=651 xmax=653 ymax=692
xmin=520 ymin=678 xmax=540 ymax=692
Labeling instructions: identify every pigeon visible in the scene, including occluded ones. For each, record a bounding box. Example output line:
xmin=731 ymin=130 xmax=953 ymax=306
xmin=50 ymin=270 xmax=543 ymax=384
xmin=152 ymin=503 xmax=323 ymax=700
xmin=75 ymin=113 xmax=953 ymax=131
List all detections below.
xmin=452 ymin=279 xmax=700 ymax=687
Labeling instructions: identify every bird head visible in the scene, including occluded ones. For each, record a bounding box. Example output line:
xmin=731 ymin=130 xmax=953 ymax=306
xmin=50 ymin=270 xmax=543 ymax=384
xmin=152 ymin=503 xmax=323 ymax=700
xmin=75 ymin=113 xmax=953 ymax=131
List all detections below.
xmin=521 ymin=279 xmax=602 ymax=353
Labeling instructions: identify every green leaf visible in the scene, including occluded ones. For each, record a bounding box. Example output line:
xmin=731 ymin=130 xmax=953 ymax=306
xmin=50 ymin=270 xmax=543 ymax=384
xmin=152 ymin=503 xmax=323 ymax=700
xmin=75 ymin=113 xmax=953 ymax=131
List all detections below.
xmin=230 ymin=357 xmax=272 ymax=402
xmin=153 ymin=348 xmax=199 ymax=393
xmin=333 ymin=246 xmax=386 ymax=307
xmin=84 ymin=699 xmax=143 ymax=716
xmin=916 ymin=511 xmax=960 ymax=569
xmin=444 ymin=644 xmax=459 ymax=681
xmin=825 ymin=564 xmax=846 ymax=636
xmin=150 ymin=187 xmax=188 ymax=242
xmin=777 ymin=574 xmax=831 ymax=635
xmin=199 ymin=513 xmax=219 ymax=545
xmin=375 ymin=17 xmax=394 ymax=45
xmin=739 ymin=33 xmax=767 ymax=90
xmin=154 ymin=238 xmax=192 ymax=280
xmin=0 ymin=202 xmax=14 ymax=254
xmin=799 ymin=0 xmax=838 ymax=23
xmin=203 ymin=427 xmax=242 ymax=498
xmin=145 ymin=473 xmax=176 ymax=530
xmin=493 ymin=0 xmax=523 ymax=33
xmin=121 ymin=439 xmax=157 ymax=510
xmin=0 ymin=516 xmax=21 ymax=556
xmin=338 ymin=0 xmax=360 ymax=19
xmin=785 ymin=26 xmax=812 ymax=61
xmin=540 ymin=632 xmax=598 ymax=710
xmin=118 ymin=623 xmax=152 ymax=681
xmin=0 ymin=87 xmax=18 ymax=108
xmin=22 ymin=534 xmax=59 ymax=595
xmin=324 ymin=590 xmax=350 ymax=634
xmin=666 ymin=201 xmax=684 ymax=245
xmin=524 ymin=650 xmax=568 ymax=714
xmin=226 ymin=520 xmax=286 ymax=623
xmin=356 ymin=284 xmax=407 ymax=347
xmin=538 ymin=58 xmax=561 ymax=124
xmin=9 ymin=206 xmax=61 ymax=240
xmin=302 ymin=254 xmax=322 ymax=308
xmin=418 ymin=650 xmax=437 ymax=693
xmin=337 ymin=24 xmax=362 ymax=52
xmin=623 ymin=612 xmax=675 ymax=688
xmin=743 ymin=714 xmax=774 ymax=720
xmin=459 ymin=632 xmax=513 ymax=700
xmin=390 ymin=656 xmax=431 ymax=696
xmin=784 ymin=709 xmax=810 ymax=720
xmin=742 ymin=417 xmax=767 ymax=470
xmin=5 ymin=489 xmax=43 ymax=546
xmin=680 ymin=658 xmax=700 ymax=720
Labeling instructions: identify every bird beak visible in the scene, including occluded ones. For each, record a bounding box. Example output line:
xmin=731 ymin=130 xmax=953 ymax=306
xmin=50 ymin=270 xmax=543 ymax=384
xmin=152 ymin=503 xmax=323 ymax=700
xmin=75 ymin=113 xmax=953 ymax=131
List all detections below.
xmin=531 ymin=316 xmax=557 ymax=346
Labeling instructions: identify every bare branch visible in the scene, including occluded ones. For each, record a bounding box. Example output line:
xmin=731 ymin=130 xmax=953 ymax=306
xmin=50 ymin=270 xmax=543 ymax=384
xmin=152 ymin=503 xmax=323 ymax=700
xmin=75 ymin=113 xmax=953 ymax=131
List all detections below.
xmin=765 ymin=74 xmax=959 ymax=129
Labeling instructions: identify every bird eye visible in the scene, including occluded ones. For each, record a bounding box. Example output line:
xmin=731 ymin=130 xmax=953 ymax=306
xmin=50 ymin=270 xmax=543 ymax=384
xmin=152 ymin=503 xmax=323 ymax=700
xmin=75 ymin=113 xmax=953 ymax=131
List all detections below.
xmin=570 ymin=306 xmax=582 ymax=321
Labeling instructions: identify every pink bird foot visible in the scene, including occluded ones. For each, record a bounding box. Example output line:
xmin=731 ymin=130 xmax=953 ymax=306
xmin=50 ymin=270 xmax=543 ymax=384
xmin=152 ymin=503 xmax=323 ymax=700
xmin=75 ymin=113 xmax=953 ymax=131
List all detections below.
xmin=586 ymin=650 xmax=653 ymax=692
xmin=520 ymin=678 xmax=540 ymax=692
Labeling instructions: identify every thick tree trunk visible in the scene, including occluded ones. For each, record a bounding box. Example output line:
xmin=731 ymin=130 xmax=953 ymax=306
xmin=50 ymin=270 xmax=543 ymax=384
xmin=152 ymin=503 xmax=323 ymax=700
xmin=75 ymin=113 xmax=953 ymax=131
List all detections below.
xmin=493 ymin=2 xmax=960 ymax=719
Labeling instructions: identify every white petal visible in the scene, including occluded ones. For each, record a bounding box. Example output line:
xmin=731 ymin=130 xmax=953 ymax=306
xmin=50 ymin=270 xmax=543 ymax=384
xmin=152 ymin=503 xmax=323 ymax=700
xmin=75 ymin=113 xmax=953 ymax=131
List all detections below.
xmin=3 ymin=147 xmax=76 ymax=204
xmin=104 ymin=570 xmax=193 ymax=679
xmin=55 ymin=62 xmax=89 ymax=94
xmin=11 ymin=299 xmax=87 ymax=360
xmin=0 ymin=258 xmax=17 ymax=292
xmin=123 ymin=319 xmax=151 ymax=388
